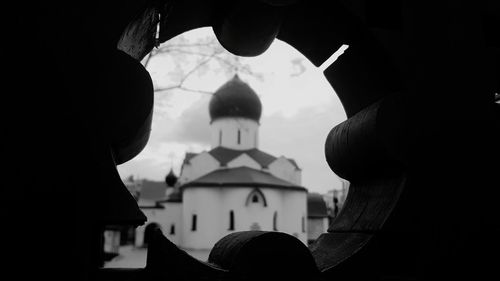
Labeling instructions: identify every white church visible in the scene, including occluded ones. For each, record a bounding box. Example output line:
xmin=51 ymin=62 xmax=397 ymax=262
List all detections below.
xmin=132 ymin=75 xmax=318 ymax=250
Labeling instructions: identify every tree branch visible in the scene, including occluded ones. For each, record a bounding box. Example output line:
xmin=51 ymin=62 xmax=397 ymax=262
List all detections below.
xmin=143 ymin=33 xmax=264 ymax=95
xmin=154 ymin=85 xmax=213 ymax=95
xmin=179 ymin=54 xmax=216 ymax=85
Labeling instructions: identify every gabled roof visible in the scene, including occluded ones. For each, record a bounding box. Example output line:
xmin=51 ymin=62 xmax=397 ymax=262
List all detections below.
xmin=208 ymin=146 xmax=295 ymax=169
xmin=208 ymin=146 xmax=245 ymax=165
xmin=286 ymin=158 xmax=301 ymax=170
xmin=181 ymin=147 xmax=300 ymax=170
xmin=245 ymin=149 xmax=277 ymax=168
xmin=181 ymin=166 xmax=307 ymax=191
xmin=158 ymin=188 xmax=183 ymax=203
xmin=183 ymin=152 xmax=198 ymax=165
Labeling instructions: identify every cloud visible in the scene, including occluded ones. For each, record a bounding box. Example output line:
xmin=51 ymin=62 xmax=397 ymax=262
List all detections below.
xmin=117 ymin=157 xmax=166 ymax=182
xmin=259 ymin=101 xmax=347 ymax=193
xmin=117 ymin=28 xmax=350 ymax=193
xmin=148 ymin=94 xmax=212 ymax=146
xmin=117 ymin=97 xmax=213 ymax=181
xmin=290 ymin=57 xmax=307 ymax=77
xmin=118 ymin=141 xmax=209 ymax=181
xmin=170 ymin=97 xmax=211 ymax=145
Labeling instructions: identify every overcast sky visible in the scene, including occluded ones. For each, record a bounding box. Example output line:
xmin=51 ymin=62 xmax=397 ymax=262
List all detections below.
xmin=117 ymin=27 xmax=348 ymax=194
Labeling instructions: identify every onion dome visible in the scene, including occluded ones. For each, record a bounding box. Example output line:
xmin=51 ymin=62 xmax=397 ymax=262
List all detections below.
xmin=209 ymin=74 xmax=262 ymax=123
xmin=165 ymin=168 xmax=178 ymax=187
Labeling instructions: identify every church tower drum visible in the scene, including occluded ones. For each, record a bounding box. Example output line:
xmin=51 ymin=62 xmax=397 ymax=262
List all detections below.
xmin=209 ymin=74 xmax=262 ymax=150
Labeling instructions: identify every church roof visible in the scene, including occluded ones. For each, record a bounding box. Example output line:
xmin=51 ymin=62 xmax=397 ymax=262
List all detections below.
xmin=181 ymin=166 xmax=307 ymax=191
xmin=166 ymin=189 xmax=183 ymax=202
xmin=181 ymin=147 xmax=300 ymax=170
xmin=139 ymin=180 xmax=167 ymax=201
xmin=157 ymin=188 xmax=183 ymax=203
xmin=209 ymin=147 xmax=279 ymax=168
xmin=307 ymin=193 xmax=328 ymax=218
xmin=183 ymin=152 xmax=198 ymax=165
xmin=209 ymin=74 xmax=262 ymax=122
xmin=138 ymin=180 xmax=182 ymax=205
xmin=286 ymin=158 xmax=300 ymax=170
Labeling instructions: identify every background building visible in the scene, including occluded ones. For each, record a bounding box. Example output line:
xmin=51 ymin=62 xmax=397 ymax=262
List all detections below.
xmin=323 ymin=180 xmax=350 ymax=222
xmin=307 ymin=193 xmax=329 ymax=244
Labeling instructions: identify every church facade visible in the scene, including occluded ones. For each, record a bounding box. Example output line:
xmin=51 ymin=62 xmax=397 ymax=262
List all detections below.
xmin=134 ymin=75 xmax=310 ymax=250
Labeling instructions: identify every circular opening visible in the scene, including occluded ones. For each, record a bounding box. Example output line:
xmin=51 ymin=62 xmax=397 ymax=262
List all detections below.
xmin=110 ymin=27 xmax=349 ymax=267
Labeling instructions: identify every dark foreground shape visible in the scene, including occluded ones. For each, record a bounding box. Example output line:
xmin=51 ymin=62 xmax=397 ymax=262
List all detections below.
xmin=100 ymin=229 xmax=319 ymax=281
xmin=3 ymin=1 xmax=499 ymax=281
xmin=209 ymin=231 xmax=320 ymax=281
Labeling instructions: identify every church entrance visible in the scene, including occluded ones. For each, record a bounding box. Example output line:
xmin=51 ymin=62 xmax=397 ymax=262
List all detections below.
xmin=143 ymin=223 xmax=161 ymax=247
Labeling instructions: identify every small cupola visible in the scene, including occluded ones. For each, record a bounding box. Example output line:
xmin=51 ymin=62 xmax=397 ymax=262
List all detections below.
xmin=165 ymin=168 xmax=178 ymax=187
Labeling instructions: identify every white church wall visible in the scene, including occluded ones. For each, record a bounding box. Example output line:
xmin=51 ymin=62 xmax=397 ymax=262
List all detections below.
xmin=221 ymin=187 xmax=283 ymax=233
xmin=182 ymin=186 xmax=307 ymax=250
xmin=227 ymin=153 xmax=261 ymax=170
xmin=307 ymin=217 xmax=329 ymax=242
xmin=182 ymin=187 xmax=224 ymax=250
xmin=281 ymin=190 xmax=308 ymax=244
xmin=179 ymin=152 xmax=220 ymax=184
xmin=135 ymin=227 xmax=144 ymax=247
xmin=295 ymin=169 xmax=302 ymax=185
xmin=137 ymin=198 xmax=158 ymax=208
xmin=210 ymin=118 xmax=259 ymax=150
xmin=135 ymin=207 xmax=166 ymax=247
xmin=268 ymin=156 xmax=301 ymax=185
xmin=162 ymin=202 xmax=183 ymax=245
xmin=135 ymin=203 xmax=183 ymax=247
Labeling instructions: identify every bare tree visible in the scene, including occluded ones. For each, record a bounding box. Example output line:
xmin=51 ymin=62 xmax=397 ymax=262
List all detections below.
xmin=142 ymin=33 xmax=263 ymax=96
xmin=141 ymin=30 xmax=308 ymax=119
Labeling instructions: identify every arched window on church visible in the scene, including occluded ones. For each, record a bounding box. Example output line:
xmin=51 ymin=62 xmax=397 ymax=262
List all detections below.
xmin=245 ymin=188 xmax=267 ymax=207
xmin=219 ymin=130 xmax=222 ymax=146
xmin=301 ymin=216 xmax=306 ymax=233
xmin=237 ymin=129 xmax=241 ymax=144
xmin=143 ymin=223 xmax=161 ymax=247
xmin=191 ymin=214 xmax=197 ymax=231
xmin=229 ymin=210 xmax=235 ymax=230
xmin=273 ymin=211 xmax=278 ymax=231
xmin=170 ymin=224 xmax=175 ymax=235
